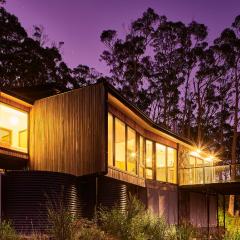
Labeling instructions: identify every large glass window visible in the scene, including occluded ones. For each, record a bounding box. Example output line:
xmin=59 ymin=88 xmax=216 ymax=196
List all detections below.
xmin=108 ymin=113 xmax=113 ymax=166
xmin=115 ymin=118 xmax=126 ymax=170
xmin=167 ymin=147 xmax=177 ymax=183
xmin=0 ymin=103 xmax=28 ymax=152
xmin=156 ymin=143 xmax=166 ymax=182
xmin=127 ymin=127 xmax=136 ymax=174
xmin=146 ymin=140 xmax=153 ymax=179
xmin=139 ymin=136 xmax=145 ymax=177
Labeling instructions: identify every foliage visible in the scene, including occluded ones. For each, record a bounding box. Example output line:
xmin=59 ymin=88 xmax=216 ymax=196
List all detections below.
xmin=47 ymin=200 xmax=77 ymax=240
xmin=0 ymin=220 xmax=19 ymax=240
xmin=98 ymin=194 xmax=196 ymax=240
xmin=75 ymin=219 xmax=107 ymax=240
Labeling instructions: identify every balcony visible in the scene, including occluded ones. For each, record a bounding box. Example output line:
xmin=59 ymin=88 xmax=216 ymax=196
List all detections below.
xmin=179 ymin=164 xmax=240 ymax=186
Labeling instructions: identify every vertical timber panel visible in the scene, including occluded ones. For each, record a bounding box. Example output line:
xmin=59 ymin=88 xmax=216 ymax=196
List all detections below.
xmin=30 ymin=83 xmax=106 ymax=176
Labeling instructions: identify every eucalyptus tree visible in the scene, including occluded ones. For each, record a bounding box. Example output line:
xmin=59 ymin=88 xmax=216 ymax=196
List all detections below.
xmin=0 ymin=6 xmax=73 ymax=88
xmin=100 ymin=8 xmax=159 ymax=112
xmin=213 ymin=15 xmax=240 ymax=216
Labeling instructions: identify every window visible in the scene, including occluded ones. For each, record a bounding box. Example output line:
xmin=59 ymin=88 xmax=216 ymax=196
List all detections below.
xmin=139 ymin=136 xmax=145 ymax=177
xmin=108 ymin=113 xmax=113 ymax=166
xmin=0 ymin=103 xmax=28 ymax=152
xmin=115 ymin=118 xmax=126 ymax=170
xmin=145 ymin=140 xmax=153 ymax=179
xmin=156 ymin=143 xmax=166 ymax=182
xmin=167 ymin=147 xmax=177 ymax=183
xmin=127 ymin=127 xmax=136 ymax=174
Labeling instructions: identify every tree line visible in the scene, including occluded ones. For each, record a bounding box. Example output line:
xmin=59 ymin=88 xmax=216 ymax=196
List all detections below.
xmin=1 ymin=3 xmax=240 ymax=163
xmin=0 ymin=2 xmax=240 ymax=213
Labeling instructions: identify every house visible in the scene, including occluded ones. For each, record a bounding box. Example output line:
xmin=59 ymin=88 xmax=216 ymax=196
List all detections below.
xmin=0 ymin=81 xmax=236 ymax=233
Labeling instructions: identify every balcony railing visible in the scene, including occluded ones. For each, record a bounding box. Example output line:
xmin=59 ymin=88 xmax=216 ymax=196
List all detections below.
xmin=179 ymin=164 xmax=240 ymax=185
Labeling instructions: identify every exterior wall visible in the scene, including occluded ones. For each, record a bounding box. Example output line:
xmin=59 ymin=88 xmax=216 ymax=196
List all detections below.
xmin=29 ymin=83 xmax=107 ymax=176
xmin=179 ymin=190 xmax=217 ymax=228
xmin=146 ymin=181 xmax=178 ymax=224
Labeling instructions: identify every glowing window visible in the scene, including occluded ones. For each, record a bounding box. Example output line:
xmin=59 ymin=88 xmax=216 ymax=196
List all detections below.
xmin=108 ymin=113 xmax=113 ymax=166
xmin=156 ymin=143 xmax=166 ymax=182
xmin=167 ymin=147 xmax=177 ymax=184
xmin=0 ymin=103 xmax=28 ymax=152
xmin=139 ymin=136 xmax=145 ymax=177
xmin=127 ymin=127 xmax=136 ymax=174
xmin=145 ymin=140 xmax=153 ymax=179
xmin=115 ymin=118 xmax=126 ymax=170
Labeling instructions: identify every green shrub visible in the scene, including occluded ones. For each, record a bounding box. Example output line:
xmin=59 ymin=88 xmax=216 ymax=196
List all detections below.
xmin=0 ymin=220 xmax=19 ymax=240
xmin=175 ymin=222 xmax=195 ymax=240
xmin=98 ymin=194 xmax=147 ymax=240
xmin=47 ymin=201 xmax=77 ymax=240
xmin=75 ymin=219 xmax=106 ymax=240
xmin=98 ymin=194 xmax=177 ymax=240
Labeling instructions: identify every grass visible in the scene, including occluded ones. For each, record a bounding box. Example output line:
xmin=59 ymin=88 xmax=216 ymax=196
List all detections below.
xmin=5 ymin=196 xmax=240 ymax=239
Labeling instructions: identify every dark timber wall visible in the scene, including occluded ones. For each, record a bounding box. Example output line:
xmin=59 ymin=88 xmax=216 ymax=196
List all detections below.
xmin=29 ymin=83 xmax=107 ymax=176
xmin=146 ymin=181 xmax=178 ymax=224
xmin=179 ymin=190 xmax=217 ymax=228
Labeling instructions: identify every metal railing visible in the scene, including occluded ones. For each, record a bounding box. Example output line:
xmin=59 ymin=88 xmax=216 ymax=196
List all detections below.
xmin=179 ymin=164 xmax=240 ymax=185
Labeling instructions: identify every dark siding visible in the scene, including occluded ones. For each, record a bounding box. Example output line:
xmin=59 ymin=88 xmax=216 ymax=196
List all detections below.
xmin=2 ymin=171 xmax=81 ymax=233
xmin=29 ymin=83 xmax=106 ymax=176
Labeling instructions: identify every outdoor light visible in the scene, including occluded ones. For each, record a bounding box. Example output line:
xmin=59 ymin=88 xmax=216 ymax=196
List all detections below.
xmin=205 ymin=155 xmax=214 ymax=162
xmin=196 ymin=148 xmax=201 ymax=154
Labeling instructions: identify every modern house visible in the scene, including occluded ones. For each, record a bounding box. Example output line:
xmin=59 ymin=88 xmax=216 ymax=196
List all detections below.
xmin=0 ymin=81 xmax=237 ymax=233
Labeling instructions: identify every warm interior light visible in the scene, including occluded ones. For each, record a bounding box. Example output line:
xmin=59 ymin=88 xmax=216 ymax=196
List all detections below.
xmin=130 ymin=152 xmax=136 ymax=158
xmin=10 ymin=116 xmax=19 ymax=126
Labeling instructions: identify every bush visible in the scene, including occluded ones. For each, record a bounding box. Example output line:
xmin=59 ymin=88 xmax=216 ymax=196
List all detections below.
xmin=47 ymin=201 xmax=77 ymax=240
xmin=98 ymin=194 xmax=177 ymax=240
xmin=175 ymin=222 xmax=195 ymax=240
xmin=75 ymin=219 xmax=107 ymax=240
xmin=0 ymin=220 xmax=19 ymax=240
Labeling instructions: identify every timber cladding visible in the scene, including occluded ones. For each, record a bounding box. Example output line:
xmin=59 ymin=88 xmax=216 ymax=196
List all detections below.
xmin=29 ymin=83 xmax=107 ymax=176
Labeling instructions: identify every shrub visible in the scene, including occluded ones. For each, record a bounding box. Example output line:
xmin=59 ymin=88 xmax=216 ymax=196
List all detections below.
xmin=98 ymin=194 xmax=147 ymax=240
xmin=0 ymin=220 xmax=19 ymax=240
xmin=47 ymin=200 xmax=77 ymax=240
xmin=175 ymin=222 xmax=195 ymax=240
xmin=98 ymin=194 xmax=176 ymax=240
xmin=75 ymin=219 xmax=107 ymax=240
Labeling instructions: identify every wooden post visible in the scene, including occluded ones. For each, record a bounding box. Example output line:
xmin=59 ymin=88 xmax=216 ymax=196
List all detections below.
xmin=223 ymin=195 xmax=226 ymax=230
xmin=207 ymin=192 xmax=210 ymax=238
xmin=217 ymin=194 xmax=219 ymax=228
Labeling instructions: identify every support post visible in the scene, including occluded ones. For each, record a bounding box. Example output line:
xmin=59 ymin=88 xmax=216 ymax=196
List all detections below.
xmin=0 ymin=174 xmax=1 ymax=223
xmin=207 ymin=192 xmax=210 ymax=238
xmin=223 ymin=195 xmax=226 ymax=230
xmin=217 ymin=194 xmax=219 ymax=228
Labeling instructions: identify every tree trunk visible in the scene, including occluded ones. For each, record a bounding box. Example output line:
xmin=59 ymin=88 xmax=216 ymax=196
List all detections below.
xmin=228 ymin=74 xmax=239 ymax=216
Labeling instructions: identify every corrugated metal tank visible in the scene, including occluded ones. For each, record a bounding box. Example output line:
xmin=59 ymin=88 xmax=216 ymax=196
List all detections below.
xmin=2 ymin=172 xmax=147 ymax=233
xmin=2 ymin=171 xmax=81 ymax=233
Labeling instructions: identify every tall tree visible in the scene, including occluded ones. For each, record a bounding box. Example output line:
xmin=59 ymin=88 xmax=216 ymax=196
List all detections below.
xmin=214 ymin=16 xmax=240 ymax=216
xmin=100 ymin=8 xmax=159 ymax=112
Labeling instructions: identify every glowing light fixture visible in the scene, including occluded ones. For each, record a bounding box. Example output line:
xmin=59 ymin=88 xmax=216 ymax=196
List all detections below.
xmin=205 ymin=155 xmax=216 ymax=162
xmin=10 ymin=116 xmax=19 ymax=126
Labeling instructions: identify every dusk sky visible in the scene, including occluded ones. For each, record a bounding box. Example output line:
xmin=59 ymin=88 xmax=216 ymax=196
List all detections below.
xmin=5 ymin=0 xmax=240 ymax=74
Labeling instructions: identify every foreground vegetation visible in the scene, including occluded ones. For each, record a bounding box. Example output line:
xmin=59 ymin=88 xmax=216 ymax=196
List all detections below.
xmin=0 ymin=195 xmax=240 ymax=240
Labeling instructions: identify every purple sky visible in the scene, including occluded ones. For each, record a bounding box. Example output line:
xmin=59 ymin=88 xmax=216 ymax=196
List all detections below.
xmin=5 ymin=0 xmax=240 ymax=74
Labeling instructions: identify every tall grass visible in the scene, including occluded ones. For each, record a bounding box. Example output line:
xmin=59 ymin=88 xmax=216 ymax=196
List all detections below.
xmin=0 ymin=220 xmax=19 ymax=240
